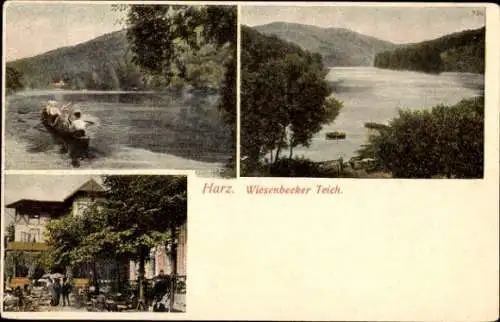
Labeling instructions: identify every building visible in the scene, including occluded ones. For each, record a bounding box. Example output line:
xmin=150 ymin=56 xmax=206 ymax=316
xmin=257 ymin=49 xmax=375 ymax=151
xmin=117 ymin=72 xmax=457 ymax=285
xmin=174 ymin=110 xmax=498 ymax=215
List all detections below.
xmin=129 ymin=223 xmax=187 ymax=281
xmin=51 ymin=79 xmax=67 ymax=89
xmin=5 ymin=178 xmax=187 ymax=288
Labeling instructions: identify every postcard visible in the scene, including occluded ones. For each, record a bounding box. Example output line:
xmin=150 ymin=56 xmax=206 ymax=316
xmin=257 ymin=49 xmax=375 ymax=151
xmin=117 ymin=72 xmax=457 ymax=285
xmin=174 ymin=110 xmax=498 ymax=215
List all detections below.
xmin=2 ymin=1 xmax=499 ymax=321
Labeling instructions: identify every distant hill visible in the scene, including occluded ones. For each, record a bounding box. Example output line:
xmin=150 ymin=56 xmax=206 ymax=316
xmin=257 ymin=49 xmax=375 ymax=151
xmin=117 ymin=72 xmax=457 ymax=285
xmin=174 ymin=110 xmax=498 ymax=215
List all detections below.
xmin=6 ymin=29 xmax=227 ymax=91
xmin=374 ymin=27 xmax=485 ymax=74
xmin=252 ymin=21 xmax=397 ymax=67
xmin=7 ymin=30 xmax=137 ymax=90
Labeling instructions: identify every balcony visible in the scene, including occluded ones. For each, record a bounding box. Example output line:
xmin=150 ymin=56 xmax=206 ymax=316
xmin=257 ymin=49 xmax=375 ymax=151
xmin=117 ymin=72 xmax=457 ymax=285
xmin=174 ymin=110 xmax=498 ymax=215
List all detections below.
xmin=6 ymin=241 xmax=49 ymax=252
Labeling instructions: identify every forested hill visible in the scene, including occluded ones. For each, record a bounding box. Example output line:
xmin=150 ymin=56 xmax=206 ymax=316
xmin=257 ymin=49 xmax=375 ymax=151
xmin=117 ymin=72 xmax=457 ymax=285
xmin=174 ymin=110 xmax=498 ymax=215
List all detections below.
xmin=252 ymin=21 xmax=397 ymax=67
xmin=6 ymin=29 xmax=227 ymax=91
xmin=374 ymin=27 xmax=485 ymax=74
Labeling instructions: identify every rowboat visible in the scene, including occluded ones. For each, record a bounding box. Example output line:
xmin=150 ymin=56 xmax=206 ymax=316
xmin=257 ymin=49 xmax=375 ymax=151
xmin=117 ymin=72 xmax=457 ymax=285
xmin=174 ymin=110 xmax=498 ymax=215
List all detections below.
xmin=325 ymin=131 xmax=346 ymax=140
xmin=40 ymin=101 xmax=90 ymax=167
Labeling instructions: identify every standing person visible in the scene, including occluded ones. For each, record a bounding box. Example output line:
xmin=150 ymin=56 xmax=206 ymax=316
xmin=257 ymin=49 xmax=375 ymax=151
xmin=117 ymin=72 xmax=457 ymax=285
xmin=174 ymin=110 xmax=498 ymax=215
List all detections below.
xmin=61 ymin=277 xmax=72 ymax=307
xmin=14 ymin=286 xmax=24 ymax=309
xmin=51 ymin=278 xmax=61 ymax=306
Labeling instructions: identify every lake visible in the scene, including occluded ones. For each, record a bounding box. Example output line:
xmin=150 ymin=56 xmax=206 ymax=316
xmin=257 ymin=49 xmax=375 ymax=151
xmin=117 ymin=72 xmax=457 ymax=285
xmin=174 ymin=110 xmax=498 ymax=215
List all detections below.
xmin=289 ymin=67 xmax=484 ymax=162
xmin=4 ymin=89 xmax=234 ymax=176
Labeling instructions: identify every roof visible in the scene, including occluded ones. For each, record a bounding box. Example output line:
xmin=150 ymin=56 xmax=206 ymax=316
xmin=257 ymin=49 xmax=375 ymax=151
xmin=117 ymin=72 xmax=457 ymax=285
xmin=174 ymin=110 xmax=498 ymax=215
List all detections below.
xmin=5 ymin=199 xmax=65 ymax=209
xmin=6 ymin=178 xmax=105 ymax=209
xmin=62 ymin=178 xmax=105 ymax=202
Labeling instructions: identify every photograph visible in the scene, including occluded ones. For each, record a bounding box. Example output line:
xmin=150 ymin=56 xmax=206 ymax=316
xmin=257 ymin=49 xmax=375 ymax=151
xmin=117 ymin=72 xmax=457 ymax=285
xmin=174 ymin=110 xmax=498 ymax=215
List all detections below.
xmin=4 ymin=2 xmax=236 ymax=177
xmin=240 ymin=5 xmax=485 ymax=178
xmin=2 ymin=174 xmax=187 ymax=313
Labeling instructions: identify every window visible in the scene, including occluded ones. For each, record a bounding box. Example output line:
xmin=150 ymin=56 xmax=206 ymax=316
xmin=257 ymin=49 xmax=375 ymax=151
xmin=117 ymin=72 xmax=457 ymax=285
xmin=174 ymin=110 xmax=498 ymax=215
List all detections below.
xmin=21 ymin=232 xmax=30 ymax=242
xmin=28 ymin=213 xmax=41 ymax=225
xmin=29 ymin=229 xmax=40 ymax=243
xmin=20 ymin=230 xmax=40 ymax=243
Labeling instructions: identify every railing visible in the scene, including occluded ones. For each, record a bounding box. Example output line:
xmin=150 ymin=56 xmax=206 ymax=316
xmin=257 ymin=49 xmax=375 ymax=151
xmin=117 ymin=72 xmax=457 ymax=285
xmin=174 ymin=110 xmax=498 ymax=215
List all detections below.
xmin=6 ymin=241 xmax=49 ymax=252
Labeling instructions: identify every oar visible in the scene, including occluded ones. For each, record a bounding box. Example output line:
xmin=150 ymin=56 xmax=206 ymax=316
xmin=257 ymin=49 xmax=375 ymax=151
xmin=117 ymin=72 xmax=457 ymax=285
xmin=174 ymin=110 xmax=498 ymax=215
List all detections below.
xmin=61 ymin=102 xmax=72 ymax=112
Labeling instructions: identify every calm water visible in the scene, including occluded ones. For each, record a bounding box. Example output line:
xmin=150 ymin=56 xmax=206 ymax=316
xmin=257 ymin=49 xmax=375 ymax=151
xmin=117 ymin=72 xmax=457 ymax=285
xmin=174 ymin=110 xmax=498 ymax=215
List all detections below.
xmin=5 ymin=89 xmax=234 ymax=175
xmin=289 ymin=67 xmax=484 ymax=162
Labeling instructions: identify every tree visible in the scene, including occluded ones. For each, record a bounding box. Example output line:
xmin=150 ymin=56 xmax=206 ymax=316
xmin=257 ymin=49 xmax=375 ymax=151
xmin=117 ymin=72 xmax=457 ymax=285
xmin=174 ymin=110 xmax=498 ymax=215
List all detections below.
xmin=119 ymin=4 xmax=237 ymax=165
xmin=364 ymin=97 xmax=483 ymax=178
xmin=6 ymin=222 xmax=15 ymax=242
xmin=46 ymin=175 xmax=187 ymax=309
xmin=6 ymin=66 xmax=24 ymax=94
xmin=240 ymin=26 xmax=343 ymax=170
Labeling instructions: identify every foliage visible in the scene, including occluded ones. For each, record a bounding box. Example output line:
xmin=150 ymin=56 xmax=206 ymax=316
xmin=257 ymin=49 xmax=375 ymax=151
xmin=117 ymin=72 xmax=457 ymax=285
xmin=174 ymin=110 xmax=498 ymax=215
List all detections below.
xmin=269 ymin=157 xmax=322 ymax=177
xmin=4 ymin=251 xmax=49 ymax=279
xmin=123 ymin=4 xmax=237 ymax=159
xmin=44 ymin=175 xmax=187 ymax=302
xmin=253 ymin=22 xmax=397 ymax=66
xmin=6 ymin=222 xmax=15 ymax=242
xmin=6 ymin=66 xmax=24 ymax=94
xmin=363 ymin=97 xmax=484 ymax=178
xmin=6 ymin=21 xmax=229 ymax=91
xmin=240 ymin=26 xmax=343 ymax=172
xmin=374 ymin=27 xmax=485 ymax=74
xmin=45 ymin=213 xmax=85 ymax=268
xmin=46 ymin=175 xmax=187 ymax=263
xmin=247 ymin=156 xmax=356 ymax=178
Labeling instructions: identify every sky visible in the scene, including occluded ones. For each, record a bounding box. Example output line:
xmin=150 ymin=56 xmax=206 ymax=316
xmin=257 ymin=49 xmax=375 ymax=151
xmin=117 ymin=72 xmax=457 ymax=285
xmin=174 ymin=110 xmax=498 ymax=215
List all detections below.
xmin=4 ymin=2 xmax=126 ymax=61
xmin=240 ymin=5 xmax=486 ymax=44
xmin=3 ymin=175 xmax=102 ymax=228
xmin=4 ymin=3 xmax=486 ymax=61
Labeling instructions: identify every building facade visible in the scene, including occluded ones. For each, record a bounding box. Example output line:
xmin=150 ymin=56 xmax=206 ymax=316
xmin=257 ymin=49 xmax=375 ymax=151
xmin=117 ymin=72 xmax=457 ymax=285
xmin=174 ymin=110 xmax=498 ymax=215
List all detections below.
xmin=6 ymin=178 xmax=187 ymax=286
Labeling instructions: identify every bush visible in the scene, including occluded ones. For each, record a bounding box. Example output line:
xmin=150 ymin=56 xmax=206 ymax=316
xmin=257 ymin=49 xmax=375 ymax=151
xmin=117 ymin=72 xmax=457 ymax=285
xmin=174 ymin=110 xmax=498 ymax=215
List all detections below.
xmin=267 ymin=157 xmax=322 ymax=177
xmin=365 ymin=96 xmax=483 ymax=178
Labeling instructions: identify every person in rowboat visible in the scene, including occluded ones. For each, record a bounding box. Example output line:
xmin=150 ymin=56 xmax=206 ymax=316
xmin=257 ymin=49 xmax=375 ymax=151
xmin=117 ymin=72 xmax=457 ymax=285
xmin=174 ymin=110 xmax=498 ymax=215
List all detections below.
xmin=44 ymin=100 xmax=61 ymax=126
xmin=51 ymin=102 xmax=72 ymax=129
xmin=69 ymin=109 xmax=86 ymax=138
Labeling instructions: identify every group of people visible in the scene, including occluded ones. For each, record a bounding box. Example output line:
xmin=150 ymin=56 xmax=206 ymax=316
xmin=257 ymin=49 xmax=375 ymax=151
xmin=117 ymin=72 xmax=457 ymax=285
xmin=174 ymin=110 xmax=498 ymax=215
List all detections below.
xmin=48 ymin=277 xmax=72 ymax=307
xmin=44 ymin=100 xmax=87 ymax=137
xmin=151 ymin=270 xmax=171 ymax=311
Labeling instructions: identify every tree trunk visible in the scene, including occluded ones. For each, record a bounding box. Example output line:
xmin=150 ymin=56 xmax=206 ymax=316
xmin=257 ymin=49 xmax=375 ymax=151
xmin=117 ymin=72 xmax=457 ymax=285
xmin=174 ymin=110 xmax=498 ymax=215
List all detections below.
xmin=138 ymin=248 xmax=146 ymax=306
xmin=65 ymin=265 xmax=73 ymax=280
xmin=92 ymin=262 xmax=97 ymax=285
xmin=115 ymin=260 xmax=121 ymax=293
xmin=289 ymin=144 xmax=293 ymax=159
xmin=169 ymin=226 xmax=178 ymax=312
xmin=274 ymin=145 xmax=281 ymax=164
xmin=247 ymin=146 xmax=261 ymax=172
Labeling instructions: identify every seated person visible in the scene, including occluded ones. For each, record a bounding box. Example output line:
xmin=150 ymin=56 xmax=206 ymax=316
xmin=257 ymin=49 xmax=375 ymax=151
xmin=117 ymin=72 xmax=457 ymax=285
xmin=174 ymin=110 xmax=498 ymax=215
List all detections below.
xmin=50 ymin=103 xmax=73 ymax=130
xmin=3 ymin=288 xmax=19 ymax=307
xmin=70 ymin=110 xmax=86 ymax=137
xmin=44 ymin=101 xmax=61 ymax=126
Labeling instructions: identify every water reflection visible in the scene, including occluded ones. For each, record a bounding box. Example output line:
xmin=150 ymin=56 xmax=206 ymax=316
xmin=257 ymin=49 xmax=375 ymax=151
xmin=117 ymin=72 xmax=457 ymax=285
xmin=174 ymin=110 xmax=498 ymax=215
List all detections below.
xmin=288 ymin=67 xmax=485 ymax=162
xmin=6 ymin=90 xmax=234 ymax=167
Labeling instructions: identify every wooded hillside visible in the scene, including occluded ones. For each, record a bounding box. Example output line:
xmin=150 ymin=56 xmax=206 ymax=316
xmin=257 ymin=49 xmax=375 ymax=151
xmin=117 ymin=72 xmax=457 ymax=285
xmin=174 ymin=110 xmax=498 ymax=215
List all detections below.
xmin=253 ymin=21 xmax=397 ymax=67
xmin=6 ymin=29 xmax=228 ymax=91
xmin=374 ymin=27 xmax=485 ymax=74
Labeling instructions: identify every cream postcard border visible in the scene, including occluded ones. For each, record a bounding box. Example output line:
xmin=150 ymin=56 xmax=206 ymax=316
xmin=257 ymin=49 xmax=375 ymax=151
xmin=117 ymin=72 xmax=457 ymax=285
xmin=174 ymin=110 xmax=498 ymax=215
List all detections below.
xmin=1 ymin=1 xmax=499 ymax=320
